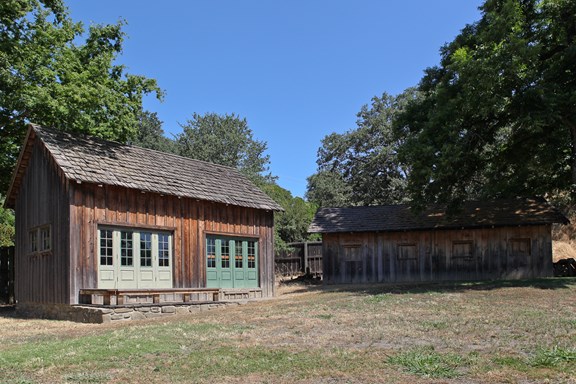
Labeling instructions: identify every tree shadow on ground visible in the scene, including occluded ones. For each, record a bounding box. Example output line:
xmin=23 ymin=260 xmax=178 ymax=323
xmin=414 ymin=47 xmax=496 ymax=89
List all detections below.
xmin=279 ymin=276 xmax=576 ymax=296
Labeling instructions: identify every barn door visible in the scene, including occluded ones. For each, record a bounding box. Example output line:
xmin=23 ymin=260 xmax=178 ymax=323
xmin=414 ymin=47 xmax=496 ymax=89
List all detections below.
xmin=206 ymin=236 xmax=258 ymax=289
xmin=98 ymin=228 xmax=173 ymax=289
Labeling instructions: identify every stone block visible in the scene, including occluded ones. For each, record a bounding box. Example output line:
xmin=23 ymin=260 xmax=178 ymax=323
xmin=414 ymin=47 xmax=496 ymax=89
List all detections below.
xmin=176 ymin=306 xmax=190 ymax=315
xmin=114 ymin=307 xmax=133 ymax=314
xmin=145 ymin=312 xmax=166 ymax=319
xmin=131 ymin=312 xmax=146 ymax=321
xmin=162 ymin=306 xmax=176 ymax=313
xmin=102 ymin=314 xmax=112 ymax=323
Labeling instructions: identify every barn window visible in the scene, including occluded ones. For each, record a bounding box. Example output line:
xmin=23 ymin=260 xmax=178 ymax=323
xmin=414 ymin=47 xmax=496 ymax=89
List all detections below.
xmin=158 ymin=233 xmax=170 ymax=267
xmin=510 ymin=238 xmax=531 ymax=256
xmin=235 ymin=241 xmax=243 ymax=268
xmin=343 ymin=245 xmax=362 ymax=261
xmin=99 ymin=229 xmax=113 ymax=266
xmin=40 ymin=226 xmax=51 ymax=251
xmin=452 ymin=241 xmax=473 ymax=259
xmin=247 ymin=241 xmax=256 ymax=269
xmin=207 ymin=238 xmax=216 ymax=268
xmin=140 ymin=232 xmax=152 ymax=267
xmin=98 ymin=228 xmax=173 ymax=268
xmin=120 ymin=231 xmax=134 ymax=266
xmin=397 ymin=244 xmax=417 ymax=261
xmin=28 ymin=225 xmax=51 ymax=254
xmin=221 ymin=240 xmax=230 ymax=268
xmin=29 ymin=230 xmax=38 ymax=253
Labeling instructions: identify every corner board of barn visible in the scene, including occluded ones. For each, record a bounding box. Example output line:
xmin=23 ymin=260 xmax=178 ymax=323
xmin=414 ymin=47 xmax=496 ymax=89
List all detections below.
xmin=4 ymin=125 xmax=283 ymax=322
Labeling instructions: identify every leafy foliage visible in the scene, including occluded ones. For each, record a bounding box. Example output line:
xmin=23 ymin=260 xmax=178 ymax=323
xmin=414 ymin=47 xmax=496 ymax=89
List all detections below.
xmin=175 ymin=113 xmax=273 ymax=184
xmin=396 ymin=0 xmax=576 ymax=207
xmin=307 ymin=89 xmax=419 ymax=207
xmin=0 ymin=0 xmax=162 ymax=193
xmin=132 ymin=111 xmax=176 ymax=154
xmin=260 ymin=183 xmax=319 ymax=253
xmin=0 ymin=194 xmax=15 ymax=247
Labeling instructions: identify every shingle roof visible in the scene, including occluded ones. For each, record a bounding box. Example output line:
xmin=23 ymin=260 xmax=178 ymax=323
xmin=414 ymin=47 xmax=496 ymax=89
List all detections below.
xmin=308 ymin=198 xmax=568 ymax=233
xmin=6 ymin=125 xmax=283 ymax=211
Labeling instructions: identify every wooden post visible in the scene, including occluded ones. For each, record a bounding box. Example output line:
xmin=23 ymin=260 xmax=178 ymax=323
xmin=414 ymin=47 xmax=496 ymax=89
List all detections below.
xmin=304 ymin=242 xmax=309 ymax=276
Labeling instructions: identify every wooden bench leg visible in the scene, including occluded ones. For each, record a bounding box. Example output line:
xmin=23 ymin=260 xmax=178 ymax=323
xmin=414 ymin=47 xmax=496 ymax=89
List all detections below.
xmin=116 ymin=295 xmax=125 ymax=305
xmin=213 ymin=292 xmax=219 ymax=301
xmin=102 ymin=294 xmax=111 ymax=305
xmin=183 ymin=293 xmax=191 ymax=302
xmin=153 ymin=294 xmax=160 ymax=304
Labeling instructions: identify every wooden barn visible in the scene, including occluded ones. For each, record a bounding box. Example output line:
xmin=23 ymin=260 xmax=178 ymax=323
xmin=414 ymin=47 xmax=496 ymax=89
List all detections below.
xmin=309 ymin=200 xmax=568 ymax=284
xmin=4 ymin=125 xmax=282 ymax=309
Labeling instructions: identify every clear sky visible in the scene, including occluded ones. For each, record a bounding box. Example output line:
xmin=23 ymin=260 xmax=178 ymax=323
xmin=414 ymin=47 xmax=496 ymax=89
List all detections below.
xmin=66 ymin=1 xmax=484 ymax=198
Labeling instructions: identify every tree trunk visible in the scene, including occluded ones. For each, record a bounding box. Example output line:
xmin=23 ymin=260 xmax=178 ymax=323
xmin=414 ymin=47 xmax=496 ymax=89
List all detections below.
xmin=569 ymin=119 xmax=576 ymax=203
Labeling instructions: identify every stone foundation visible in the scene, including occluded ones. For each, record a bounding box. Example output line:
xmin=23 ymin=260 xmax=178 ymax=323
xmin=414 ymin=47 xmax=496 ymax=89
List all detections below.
xmin=16 ymin=301 xmax=248 ymax=324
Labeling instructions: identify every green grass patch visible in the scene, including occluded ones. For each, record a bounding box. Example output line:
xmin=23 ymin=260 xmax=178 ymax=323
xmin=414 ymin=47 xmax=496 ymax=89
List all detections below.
xmin=387 ymin=346 xmax=468 ymax=378
xmin=528 ymin=346 xmax=576 ymax=367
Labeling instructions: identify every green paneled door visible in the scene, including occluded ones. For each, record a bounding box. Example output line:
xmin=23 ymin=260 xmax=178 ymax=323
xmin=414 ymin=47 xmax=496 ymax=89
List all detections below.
xmin=206 ymin=236 xmax=258 ymax=289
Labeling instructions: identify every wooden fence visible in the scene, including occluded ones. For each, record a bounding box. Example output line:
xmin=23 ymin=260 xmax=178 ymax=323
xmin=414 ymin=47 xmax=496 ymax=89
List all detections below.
xmin=275 ymin=242 xmax=323 ymax=278
xmin=0 ymin=246 xmax=15 ymax=304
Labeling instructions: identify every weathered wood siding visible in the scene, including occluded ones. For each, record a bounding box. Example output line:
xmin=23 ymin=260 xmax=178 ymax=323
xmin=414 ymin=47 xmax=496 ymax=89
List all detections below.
xmin=14 ymin=141 xmax=70 ymax=304
xmin=322 ymin=225 xmax=553 ymax=284
xmin=69 ymin=183 xmax=275 ymax=303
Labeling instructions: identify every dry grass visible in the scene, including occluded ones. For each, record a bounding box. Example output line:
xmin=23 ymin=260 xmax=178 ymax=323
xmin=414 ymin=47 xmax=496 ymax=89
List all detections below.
xmin=0 ymin=278 xmax=575 ymax=383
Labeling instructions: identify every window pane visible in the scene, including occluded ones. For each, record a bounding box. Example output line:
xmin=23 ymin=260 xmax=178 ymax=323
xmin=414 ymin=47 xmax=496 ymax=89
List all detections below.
xmin=247 ymin=241 xmax=256 ymax=269
xmin=206 ymin=237 xmax=216 ymax=268
xmin=235 ymin=241 xmax=243 ymax=268
xmin=158 ymin=233 xmax=170 ymax=267
xmin=140 ymin=232 xmax=152 ymax=267
xmin=29 ymin=230 xmax=38 ymax=253
xmin=120 ymin=231 xmax=133 ymax=266
xmin=100 ymin=229 xmax=113 ymax=266
xmin=40 ymin=227 xmax=51 ymax=251
xmin=221 ymin=240 xmax=230 ymax=268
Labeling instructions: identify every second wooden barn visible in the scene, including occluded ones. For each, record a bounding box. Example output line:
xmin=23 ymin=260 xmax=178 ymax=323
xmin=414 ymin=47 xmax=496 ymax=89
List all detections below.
xmin=5 ymin=125 xmax=283 ymax=311
xmin=309 ymin=200 xmax=568 ymax=284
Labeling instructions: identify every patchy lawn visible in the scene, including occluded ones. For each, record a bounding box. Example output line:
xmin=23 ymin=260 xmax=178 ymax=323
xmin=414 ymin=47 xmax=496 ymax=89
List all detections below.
xmin=0 ymin=278 xmax=575 ymax=383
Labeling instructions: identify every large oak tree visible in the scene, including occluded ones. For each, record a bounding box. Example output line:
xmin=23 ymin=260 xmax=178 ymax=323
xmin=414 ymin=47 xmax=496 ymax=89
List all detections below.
xmin=396 ymin=0 xmax=576 ymax=208
xmin=0 ymin=0 xmax=162 ymax=193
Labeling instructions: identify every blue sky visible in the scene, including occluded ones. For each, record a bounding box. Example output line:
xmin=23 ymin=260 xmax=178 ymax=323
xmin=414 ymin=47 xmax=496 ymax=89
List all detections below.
xmin=67 ymin=1 xmax=484 ymax=198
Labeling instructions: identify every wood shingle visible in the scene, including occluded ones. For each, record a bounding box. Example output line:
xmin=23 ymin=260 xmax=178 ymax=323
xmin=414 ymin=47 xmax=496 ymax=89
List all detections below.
xmin=309 ymin=198 xmax=568 ymax=234
xmin=6 ymin=125 xmax=283 ymax=211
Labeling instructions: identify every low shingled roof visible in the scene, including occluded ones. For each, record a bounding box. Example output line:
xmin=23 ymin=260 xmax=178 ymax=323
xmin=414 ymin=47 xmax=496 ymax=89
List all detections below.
xmin=6 ymin=125 xmax=283 ymax=211
xmin=309 ymin=198 xmax=568 ymax=233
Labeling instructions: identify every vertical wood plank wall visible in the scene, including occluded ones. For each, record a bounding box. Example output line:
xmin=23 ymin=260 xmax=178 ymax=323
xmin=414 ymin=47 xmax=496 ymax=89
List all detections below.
xmin=322 ymin=226 xmax=554 ymax=284
xmin=14 ymin=142 xmax=70 ymax=304
xmin=69 ymin=183 xmax=275 ymax=303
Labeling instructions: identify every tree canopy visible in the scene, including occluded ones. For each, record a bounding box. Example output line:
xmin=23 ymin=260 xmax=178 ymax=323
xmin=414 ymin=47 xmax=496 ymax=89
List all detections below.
xmin=175 ymin=112 xmax=273 ymax=184
xmin=132 ymin=111 xmax=176 ymax=154
xmin=0 ymin=194 xmax=14 ymax=247
xmin=0 ymin=0 xmax=162 ymax=193
xmin=395 ymin=0 xmax=576 ymax=208
xmin=307 ymin=90 xmax=418 ymax=207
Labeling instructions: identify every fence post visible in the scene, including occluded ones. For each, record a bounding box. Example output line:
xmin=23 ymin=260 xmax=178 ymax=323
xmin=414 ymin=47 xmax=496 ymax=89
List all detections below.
xmin=303 ymin=241 xmax=309 ymax=276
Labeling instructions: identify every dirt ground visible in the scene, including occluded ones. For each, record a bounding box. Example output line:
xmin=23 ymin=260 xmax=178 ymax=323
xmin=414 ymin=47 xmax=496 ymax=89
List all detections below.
xmin=1 ymin=279 xmax=575 ymax=384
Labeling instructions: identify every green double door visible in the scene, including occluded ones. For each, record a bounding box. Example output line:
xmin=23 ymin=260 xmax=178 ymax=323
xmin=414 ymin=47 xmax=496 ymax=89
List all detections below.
xmin=206 ymin=236 xmax=258 ymax=289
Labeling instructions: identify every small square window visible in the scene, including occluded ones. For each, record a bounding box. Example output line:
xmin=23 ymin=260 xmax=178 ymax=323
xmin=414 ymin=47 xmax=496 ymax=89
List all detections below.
xmin=398 ymin=244 xmax=417 ymax=261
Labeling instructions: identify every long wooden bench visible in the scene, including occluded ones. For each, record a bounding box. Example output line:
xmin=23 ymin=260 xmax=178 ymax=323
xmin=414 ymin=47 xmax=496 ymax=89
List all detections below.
xmin=79 ymin=288 xmax=221 ymax=305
